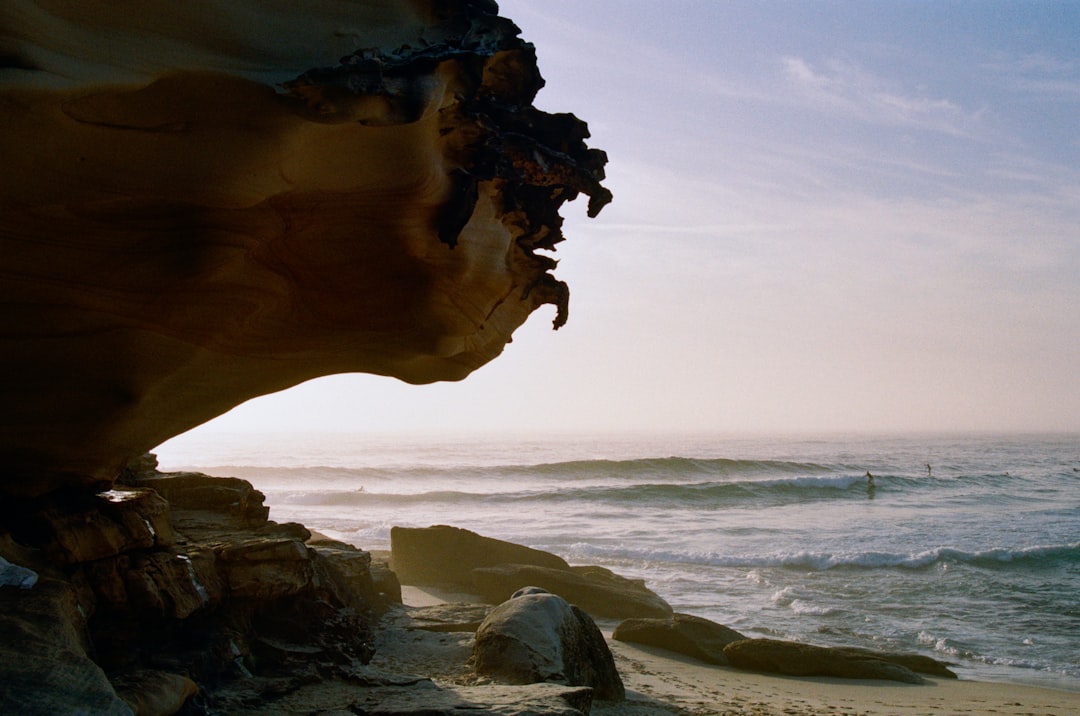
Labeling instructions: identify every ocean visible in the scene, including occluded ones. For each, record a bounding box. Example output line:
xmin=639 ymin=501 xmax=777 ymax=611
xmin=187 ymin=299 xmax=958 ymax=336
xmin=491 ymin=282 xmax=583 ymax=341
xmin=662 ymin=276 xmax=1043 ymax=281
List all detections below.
xmin=153 ymin=431 xmax=1080 ymax=692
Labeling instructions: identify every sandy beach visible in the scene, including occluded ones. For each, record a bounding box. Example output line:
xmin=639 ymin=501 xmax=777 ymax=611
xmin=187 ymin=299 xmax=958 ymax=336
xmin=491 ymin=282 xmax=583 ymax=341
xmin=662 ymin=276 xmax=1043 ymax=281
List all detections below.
xmin=394 ymin=586 xmax=1078 ymax=716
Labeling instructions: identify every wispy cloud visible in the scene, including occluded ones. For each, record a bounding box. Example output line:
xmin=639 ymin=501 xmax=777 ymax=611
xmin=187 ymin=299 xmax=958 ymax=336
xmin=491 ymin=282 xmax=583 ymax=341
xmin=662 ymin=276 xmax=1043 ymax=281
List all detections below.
xmin=781 ymin=56 xmax=979 ymax=136
xmin=989 ymin=52 xmax=1080 ymax=99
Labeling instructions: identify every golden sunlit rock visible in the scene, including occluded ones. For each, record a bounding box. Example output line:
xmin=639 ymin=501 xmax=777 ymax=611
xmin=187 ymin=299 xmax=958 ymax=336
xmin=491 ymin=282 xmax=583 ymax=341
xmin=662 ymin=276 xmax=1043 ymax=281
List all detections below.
xmin=0 ymin=1 xmax=610 ymax=496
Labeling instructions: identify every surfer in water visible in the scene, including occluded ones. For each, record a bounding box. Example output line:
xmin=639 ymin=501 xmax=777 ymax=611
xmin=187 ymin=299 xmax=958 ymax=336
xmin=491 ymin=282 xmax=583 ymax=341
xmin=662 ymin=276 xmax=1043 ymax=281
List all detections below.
xmin=927 ymin=463 xmax=932 ymax=477
xmin=865 ymin=471 xmax=875 ymax=498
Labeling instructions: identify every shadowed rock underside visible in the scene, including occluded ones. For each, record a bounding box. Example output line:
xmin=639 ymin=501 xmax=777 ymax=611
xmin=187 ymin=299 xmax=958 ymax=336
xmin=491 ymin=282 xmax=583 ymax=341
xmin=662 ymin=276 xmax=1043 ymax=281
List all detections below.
xmin=0 ymin=0 xmax=610 ymax=497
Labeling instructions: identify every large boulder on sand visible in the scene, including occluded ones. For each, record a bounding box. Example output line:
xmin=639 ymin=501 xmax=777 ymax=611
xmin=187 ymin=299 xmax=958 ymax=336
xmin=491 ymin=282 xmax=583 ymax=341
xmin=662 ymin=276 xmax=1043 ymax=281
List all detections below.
xmin=723 ymin=638 xmax=930 ymax=683
xmin=831 ymin=646 xmax=957 ymax=679
xmin=472 ymin=563 xmax=673 ymax=620
xmin=612 ymin=613 xmax=747 ymax=665
xmin=473 ymin=588 xmax=624 ymax=701
xmin=391 ymin=526 xmax=569 ymax=587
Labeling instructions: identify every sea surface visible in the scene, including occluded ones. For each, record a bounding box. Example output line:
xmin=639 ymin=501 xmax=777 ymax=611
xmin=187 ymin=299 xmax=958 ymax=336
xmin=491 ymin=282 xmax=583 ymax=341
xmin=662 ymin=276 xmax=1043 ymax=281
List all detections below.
xmin=154 ymin=431 xmax=1080 ymax=692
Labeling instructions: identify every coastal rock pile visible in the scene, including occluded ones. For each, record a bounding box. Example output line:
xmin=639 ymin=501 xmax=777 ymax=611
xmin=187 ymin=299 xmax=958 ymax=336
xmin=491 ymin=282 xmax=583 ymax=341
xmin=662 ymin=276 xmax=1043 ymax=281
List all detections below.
xmin=0 ymin=457 xmax=388 ymax=714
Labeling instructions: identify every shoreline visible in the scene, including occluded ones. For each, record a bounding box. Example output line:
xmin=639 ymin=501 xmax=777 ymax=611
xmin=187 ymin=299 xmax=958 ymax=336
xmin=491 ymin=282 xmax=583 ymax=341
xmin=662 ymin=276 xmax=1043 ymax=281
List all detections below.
xmin=399 ymin=586 xmax=1079 ymax=715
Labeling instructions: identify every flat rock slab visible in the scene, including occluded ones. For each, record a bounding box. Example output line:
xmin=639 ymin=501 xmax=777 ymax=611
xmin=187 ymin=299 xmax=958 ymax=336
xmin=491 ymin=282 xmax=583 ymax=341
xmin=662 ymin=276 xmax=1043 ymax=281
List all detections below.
xmin=403 ymin=603 xmax=493 ymax=632
xmin=391 ymin=525 xmax=569 ymax=587
xmin=831 ymin=646 xmax=957 ymax=679
xmin=472 ymin=563 xmax=672 ymax=620
xmin=612 ymin=613 xmax=747 ymax=665
xmin=723 ymin=638 xmax=925 ymax=683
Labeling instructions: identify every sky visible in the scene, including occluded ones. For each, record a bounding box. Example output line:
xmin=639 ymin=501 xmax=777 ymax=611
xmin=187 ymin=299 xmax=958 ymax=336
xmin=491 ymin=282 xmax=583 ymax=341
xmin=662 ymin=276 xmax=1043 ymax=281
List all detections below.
xmin=162 ymin=1 xmax=1080 ymax=441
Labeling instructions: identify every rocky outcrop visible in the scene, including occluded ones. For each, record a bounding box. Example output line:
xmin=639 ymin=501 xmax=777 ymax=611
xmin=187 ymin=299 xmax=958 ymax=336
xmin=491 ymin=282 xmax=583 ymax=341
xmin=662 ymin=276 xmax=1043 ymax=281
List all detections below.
xmin=473 ymin=588 xmax=624 ymax=701
xmin=309 ymin=535 xmax=401 ymax=611
xmin=391 ymin=525 xmax=672 ymax=619
xmin=0 ymin=3 xmax=616 ymax=709
xmin=722 ymin=638 xmax=957 ymax=683
xmin=830 ymin=646 xmax=958 ymax=679
xmin=0 ymin=577 xmax=134 ymax=715
xmin=0 ymin=461 xmax=384 ymax=713
xmin=0 ymin=0 xmax=610 ymax=499
xmin=472 ymin=563 xmax=673 ymax=620
xmin=391 ymin=525 xmax=571 ymax=586
xmin=9 ymin=488 xmax=175 ymax=566
xmin=612 ymin=613 xmax=747 ymax=665
xmin=127 ymin=471 xmax=270 ymax=527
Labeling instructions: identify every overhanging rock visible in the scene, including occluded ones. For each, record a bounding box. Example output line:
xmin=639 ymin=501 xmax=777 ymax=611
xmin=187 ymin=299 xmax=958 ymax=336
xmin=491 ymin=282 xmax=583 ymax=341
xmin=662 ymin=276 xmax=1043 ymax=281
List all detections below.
xmin=0 ymin=1 xmax=610 ymax=497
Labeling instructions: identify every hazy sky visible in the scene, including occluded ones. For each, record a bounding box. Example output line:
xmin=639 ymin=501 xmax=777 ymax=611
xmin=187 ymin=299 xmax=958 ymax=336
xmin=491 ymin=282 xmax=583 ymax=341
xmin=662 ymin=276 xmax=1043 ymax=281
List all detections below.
xmin=165 ymin=1 xmax=1080 ymax=440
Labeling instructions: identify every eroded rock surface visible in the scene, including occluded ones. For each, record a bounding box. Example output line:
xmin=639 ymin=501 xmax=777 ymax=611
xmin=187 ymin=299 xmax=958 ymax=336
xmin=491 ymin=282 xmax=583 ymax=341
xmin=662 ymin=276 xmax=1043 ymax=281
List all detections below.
xmin=391 ymin=525 xmax=672 ymax=620
xmin=0 ymin=459 xmax=383 ymax=713
xmin=0 ymin=0 xmax=610 ymax=498
xmin=391 ymin=524 xmax=571 ymax=586
xmin=472 ymin=563 xmax=673 ymax=620
xmin=1 ymin=4 xmax=616 ymax=711
xmin=612 ymin=613 xmax=747 ymax=665
xmin=722 ymin=638 xmax=950 ymax=684
xmin=473 ymin=589 xmax=624 ymax=701
xmin=0 ymin=577 xmax=133 ymax=715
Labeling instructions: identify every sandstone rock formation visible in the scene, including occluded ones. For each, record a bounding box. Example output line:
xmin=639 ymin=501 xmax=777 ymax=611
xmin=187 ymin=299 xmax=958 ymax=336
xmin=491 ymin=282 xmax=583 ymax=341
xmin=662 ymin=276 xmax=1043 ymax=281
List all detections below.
xmin=472 ymin=563 xmax=673 ymax=620
xmin=0 ymin=3 xmax=618 ymax=712
xmin=612 ymin=613 xmax=747 ymax=665
xmin=0 ymin=577 xmax=134 ymax=715
xmin=390 ymin=525 xmax=673 ymax=619
xmin=391 ymin=524 xmax=571 ymax=585
xmin=722 ymin=638 xmax=957 ymax=684
xmin=473 ymin=588 xmax=624 ymax=701
xmin=1 ymin=459 xmax=387 ymax=713
xmin=830 ymin=645 xmax=958 ymax=680
xmin=0 ymin=0 xmax=610 ymax=498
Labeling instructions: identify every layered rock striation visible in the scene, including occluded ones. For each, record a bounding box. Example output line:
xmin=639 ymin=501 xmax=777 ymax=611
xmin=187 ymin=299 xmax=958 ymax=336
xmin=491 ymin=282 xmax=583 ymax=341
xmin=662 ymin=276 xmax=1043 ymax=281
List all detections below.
xmin=1 ymin=5 xmax=613 ymax=710
xmin=1 ymin=457 xmax=390 ymax=714
xmin=0 ymin=0 xmax=610 ymax=497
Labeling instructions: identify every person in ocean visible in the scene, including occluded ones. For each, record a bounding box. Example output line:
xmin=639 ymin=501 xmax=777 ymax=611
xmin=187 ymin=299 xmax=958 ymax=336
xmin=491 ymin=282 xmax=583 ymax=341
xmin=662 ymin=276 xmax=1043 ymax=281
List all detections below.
xmin=927 ymin=463 xmax=932 ymax=476
xmin=865 ymin=470 xmax=874 ymax=486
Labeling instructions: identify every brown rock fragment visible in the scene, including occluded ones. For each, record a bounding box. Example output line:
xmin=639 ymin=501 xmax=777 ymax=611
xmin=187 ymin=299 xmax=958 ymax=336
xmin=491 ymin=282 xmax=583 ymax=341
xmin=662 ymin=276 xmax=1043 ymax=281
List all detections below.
xmin=390 ymin=525 xmax=570 ymax=586
xmin=723 ymin=638 xmax=926 ymax=683
xmin=612 ymin=613 xmax=747 ymax=665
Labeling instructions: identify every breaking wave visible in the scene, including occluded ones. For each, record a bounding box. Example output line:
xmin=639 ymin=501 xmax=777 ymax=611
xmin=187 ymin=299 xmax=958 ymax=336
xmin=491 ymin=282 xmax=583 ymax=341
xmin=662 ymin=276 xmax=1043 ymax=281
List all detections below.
xmin=192 ymin=456 xmax=839 ymax=484
xmin=567 ymin=542 xmax=1080 ymax=572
